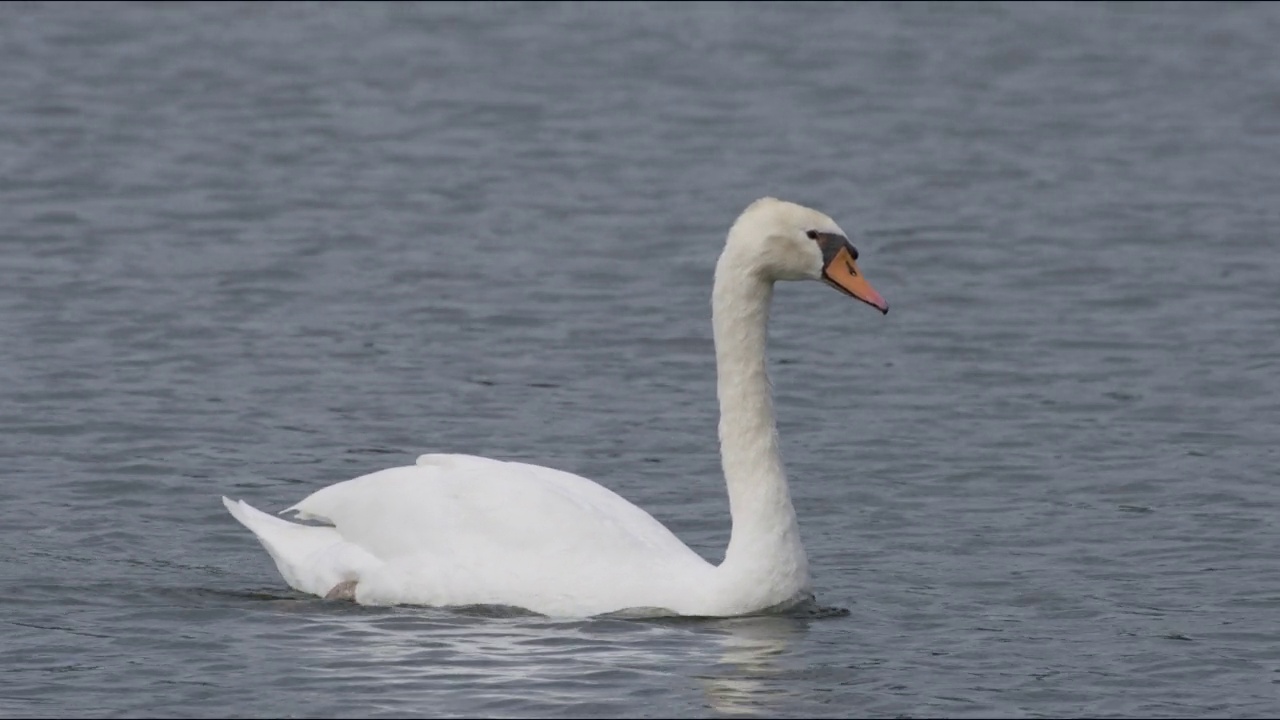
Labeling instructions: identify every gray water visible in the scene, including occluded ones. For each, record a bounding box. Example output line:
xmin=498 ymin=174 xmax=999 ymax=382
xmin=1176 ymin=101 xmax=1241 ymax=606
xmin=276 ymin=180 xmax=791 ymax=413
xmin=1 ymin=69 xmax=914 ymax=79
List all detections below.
xmin=2 ymin=2 xmax=1279 ymax=717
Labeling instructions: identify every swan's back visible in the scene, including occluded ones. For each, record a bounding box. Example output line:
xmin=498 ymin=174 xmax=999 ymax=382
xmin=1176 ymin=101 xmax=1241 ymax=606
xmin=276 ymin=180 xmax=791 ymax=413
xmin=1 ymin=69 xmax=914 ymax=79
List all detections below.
xmin=290 ymin=454 xmax=697 ymax=560
xmin=230 ymin=454 xmax=715 ymax=616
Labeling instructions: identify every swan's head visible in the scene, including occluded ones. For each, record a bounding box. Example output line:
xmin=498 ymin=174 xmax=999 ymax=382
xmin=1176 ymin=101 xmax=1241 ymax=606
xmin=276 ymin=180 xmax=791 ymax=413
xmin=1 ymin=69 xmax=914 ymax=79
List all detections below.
xmin=725 ymin=197 xmax=888 ymax=314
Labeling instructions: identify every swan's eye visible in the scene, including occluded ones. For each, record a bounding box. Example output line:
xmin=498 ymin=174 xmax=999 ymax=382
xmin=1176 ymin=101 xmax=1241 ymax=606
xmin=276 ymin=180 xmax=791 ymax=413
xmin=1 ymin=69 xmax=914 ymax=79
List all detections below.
xmin=805 ymin=230 xmax=819 ymax=240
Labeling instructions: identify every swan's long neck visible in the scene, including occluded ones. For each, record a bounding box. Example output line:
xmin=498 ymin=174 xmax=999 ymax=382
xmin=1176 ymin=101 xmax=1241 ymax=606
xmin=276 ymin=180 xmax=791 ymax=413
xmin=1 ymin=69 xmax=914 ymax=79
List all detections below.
xmin=711 ymin=249 xmax=809 ymax=601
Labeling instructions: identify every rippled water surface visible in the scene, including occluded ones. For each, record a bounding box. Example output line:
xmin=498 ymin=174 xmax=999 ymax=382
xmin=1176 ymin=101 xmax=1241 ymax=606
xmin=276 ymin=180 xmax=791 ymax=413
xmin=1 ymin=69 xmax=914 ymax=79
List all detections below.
xmin=3 ymin=2 xmax=1280 ymax=717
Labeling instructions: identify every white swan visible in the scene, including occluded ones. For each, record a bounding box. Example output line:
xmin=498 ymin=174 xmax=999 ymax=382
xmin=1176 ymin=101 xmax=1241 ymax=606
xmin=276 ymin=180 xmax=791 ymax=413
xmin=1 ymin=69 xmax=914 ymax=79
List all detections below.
xmin=222 ymin=197 xmax=888 ymax=618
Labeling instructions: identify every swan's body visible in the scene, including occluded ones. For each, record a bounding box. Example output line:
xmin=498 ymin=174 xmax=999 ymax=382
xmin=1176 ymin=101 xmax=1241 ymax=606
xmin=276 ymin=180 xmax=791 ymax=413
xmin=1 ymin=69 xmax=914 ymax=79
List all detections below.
xmin=223 ymin=198 xmax=888 ymax=618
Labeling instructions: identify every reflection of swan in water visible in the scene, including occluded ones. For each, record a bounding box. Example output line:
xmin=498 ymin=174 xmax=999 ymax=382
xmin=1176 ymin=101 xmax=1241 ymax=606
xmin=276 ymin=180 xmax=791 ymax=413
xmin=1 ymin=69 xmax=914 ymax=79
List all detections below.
xmin=698 ymin=616 xmax=805 ymax=716
xmin=231 ymin=597 xmax=822 ymax=715
xmin=239 ymin=606 xmax=801 ymax=716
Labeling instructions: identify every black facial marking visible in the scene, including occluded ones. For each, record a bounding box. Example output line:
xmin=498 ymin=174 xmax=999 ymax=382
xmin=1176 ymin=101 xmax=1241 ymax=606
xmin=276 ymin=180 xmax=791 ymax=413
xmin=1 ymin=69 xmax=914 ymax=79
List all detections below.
xmin=810 ymin=231 xmax=858 ymax=264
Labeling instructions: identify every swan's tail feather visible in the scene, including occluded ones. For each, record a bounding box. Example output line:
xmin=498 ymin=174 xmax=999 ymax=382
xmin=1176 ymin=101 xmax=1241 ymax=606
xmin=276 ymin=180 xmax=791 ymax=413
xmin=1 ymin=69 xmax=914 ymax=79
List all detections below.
xmin=221 ymin=496 xmax=380 ymax=598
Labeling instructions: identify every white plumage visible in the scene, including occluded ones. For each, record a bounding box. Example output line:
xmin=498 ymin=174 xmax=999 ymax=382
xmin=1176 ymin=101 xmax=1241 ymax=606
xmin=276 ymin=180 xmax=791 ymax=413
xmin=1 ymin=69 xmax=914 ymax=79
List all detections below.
xmin=223 ymin=198 xmax=888 ymax=618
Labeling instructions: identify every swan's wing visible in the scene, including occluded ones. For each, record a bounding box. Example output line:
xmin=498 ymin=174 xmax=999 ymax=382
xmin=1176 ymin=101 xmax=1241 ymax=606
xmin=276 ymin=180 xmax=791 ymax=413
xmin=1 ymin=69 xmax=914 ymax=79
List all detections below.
xmin=226 ymin=454 xmax=712 ymax=614
xmin=284 ymin=454 xmax=700 ymax=560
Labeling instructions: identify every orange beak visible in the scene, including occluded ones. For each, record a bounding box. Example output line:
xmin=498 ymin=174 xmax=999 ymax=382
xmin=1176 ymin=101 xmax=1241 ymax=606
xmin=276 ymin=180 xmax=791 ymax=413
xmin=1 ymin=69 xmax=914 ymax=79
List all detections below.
xmin=822 ymin=245 xmax=888 ymax=314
